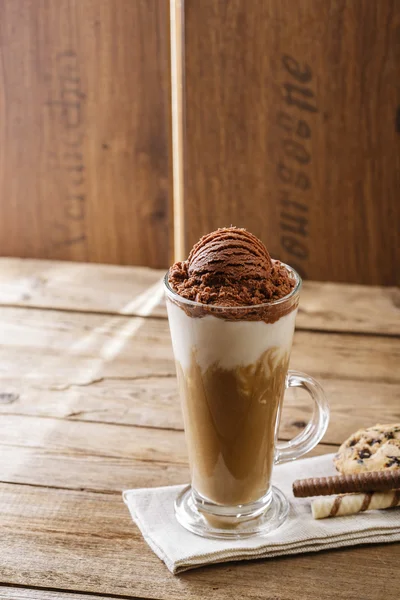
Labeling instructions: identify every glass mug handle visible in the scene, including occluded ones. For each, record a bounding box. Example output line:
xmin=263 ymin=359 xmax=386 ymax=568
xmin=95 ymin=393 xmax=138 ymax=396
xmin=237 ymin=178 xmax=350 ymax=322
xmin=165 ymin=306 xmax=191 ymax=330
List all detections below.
xmin=275 ymin=370 xmax=329 ymax=464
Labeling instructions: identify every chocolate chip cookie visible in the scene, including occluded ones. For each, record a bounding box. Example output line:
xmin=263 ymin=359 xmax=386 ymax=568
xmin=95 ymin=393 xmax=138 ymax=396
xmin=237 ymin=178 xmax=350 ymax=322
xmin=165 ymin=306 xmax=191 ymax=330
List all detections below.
xmin=334 ymin=424 xmax=400 ymax=474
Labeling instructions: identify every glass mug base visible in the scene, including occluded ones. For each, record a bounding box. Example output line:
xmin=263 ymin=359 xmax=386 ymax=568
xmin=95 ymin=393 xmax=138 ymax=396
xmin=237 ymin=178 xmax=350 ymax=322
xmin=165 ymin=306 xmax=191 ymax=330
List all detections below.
xmin=175 ymin=485 xmax=289 ymax=539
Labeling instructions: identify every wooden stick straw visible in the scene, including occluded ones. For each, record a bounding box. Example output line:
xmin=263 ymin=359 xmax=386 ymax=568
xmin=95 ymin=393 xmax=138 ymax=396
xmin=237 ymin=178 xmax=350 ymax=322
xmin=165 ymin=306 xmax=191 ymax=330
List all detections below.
xmin=170 ymin=0 xmax=185 ymax=261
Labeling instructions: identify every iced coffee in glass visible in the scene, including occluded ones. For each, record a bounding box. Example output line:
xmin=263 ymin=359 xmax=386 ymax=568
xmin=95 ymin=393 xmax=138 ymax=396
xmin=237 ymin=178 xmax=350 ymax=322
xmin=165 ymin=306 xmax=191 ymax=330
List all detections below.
xmin=165 ymin=228 xmax=329 ymax=539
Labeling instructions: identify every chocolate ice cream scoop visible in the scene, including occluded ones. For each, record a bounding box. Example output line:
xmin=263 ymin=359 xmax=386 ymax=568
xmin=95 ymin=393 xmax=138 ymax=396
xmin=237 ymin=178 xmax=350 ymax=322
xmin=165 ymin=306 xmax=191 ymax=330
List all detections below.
xmin=168 ymin=226 xmax=295 ymax=308
xmin=187 ymin=227 xmax=272 ymax=280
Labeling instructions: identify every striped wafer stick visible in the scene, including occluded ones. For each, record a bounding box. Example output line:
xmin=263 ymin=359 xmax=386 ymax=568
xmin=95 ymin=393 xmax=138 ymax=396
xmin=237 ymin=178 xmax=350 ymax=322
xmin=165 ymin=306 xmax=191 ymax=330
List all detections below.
xmin=312 ymin=490 xmax=400 ymax=519
xmin=293 ymin=470 xmax=400 ymax=498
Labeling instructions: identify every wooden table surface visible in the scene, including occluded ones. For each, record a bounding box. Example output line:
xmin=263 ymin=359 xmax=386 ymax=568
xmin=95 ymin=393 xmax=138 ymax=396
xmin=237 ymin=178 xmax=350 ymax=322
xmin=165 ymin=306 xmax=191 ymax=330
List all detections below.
xmin=0 ymin=258 xmax=399 ymax=600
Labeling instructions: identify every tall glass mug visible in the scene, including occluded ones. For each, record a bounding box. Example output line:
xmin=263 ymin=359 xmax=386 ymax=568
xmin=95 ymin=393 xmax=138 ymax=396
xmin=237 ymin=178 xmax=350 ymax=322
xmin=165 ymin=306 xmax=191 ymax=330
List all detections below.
xmin=164 ymin=264 xmax=329 ymax=539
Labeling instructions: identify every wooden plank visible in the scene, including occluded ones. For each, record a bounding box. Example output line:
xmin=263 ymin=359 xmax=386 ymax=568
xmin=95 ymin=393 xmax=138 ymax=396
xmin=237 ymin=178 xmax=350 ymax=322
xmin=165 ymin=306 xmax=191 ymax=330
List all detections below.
xmin=0 ymin=415 xmax=186 ymax=465
xmin=0 ymin=436 xmax=334 ymax=494
xmin=0 ymin=308 xmax=175 ymax=385
xmin=0 ymin=414 xmax=335 ymax=492
xmin=0 ymin=482 xmax=398 ymax=600
xmin=0 ymin=376 xmax=183 ymax=430
xmin=0 ymin=0 xmax=171 ymax=268
xmin=0 ymin=446 xmax=190 ymax=493
xmin=0 ymin=587 xmax=118 ymax=600
xmin=1 ymin=377 xmax=399 ymax=446
xmin=0 ymin=259 xmax=166 ymax=317
xmin=183 ymin=0 xmax=400 ymax=285
xmin=296 ymin=281 xmax=400 ymax=336
xmin=0 ymin=307 xmax=398 ymax=387
xmin=0 ymin=259 xmax=399 ymax=335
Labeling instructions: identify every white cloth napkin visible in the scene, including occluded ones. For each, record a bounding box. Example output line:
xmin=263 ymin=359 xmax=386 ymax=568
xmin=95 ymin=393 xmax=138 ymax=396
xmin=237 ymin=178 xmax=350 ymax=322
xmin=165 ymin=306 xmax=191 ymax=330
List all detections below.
xmin=123 ymin=454 xmax=400 ymax=574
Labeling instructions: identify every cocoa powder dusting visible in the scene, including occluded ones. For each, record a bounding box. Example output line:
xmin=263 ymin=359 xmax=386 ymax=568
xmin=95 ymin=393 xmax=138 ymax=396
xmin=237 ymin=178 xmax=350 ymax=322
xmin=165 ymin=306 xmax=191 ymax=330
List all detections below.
xmin=167 ymin=228 xmax=298 ymax=322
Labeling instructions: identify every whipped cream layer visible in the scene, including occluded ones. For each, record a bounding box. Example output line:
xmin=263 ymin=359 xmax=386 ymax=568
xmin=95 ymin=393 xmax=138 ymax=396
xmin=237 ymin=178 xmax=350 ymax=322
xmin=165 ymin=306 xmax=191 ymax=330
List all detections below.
xmin=166 ymin=299 xmax=297 ymax=373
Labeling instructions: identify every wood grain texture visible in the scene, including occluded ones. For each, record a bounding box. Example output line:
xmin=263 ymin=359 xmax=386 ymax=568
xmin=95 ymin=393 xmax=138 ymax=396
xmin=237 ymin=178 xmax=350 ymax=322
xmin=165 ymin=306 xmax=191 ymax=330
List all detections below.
xmin=0 ymin=482 xmax=399 ymax=600
xmin=183 ymin=0 xmax=400 ymax=284
xmin=0 ymin=445 xmax=190 ymax=493
xmin=0 ymin=377 xmax=399 ymax=447
xmin=0 ymin=268 xmax=398 ymax=597
xmin=297 ymin=280 xmax=400 ymax=335
xmin=0 ymin=0 xmax=171 ymax=267
xmin=0 ymin=303 xmax=398 ymax=448
xmin=0 ymin=588 xmax=118 ymax=600
xmin=0 ymin=259 xmax=166 ymax=317
xmin=0 ymin=415 xmax=335 ymax=493
xmin=0 ymin=415 xmax=187 ymax=465
xmin=0 ymin=259 xmax=399 ymax=333
xmin=0 ymin=308 xmax=176 ymax=386
xmin=0 ymin=307 xmax=398 ymax=388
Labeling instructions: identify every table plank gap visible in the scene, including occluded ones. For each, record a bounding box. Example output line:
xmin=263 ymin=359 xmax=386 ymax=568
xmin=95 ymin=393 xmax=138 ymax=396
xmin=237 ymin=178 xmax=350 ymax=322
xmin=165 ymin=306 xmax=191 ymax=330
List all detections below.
xmin=0 ymin=583 xmax=150 ymax=600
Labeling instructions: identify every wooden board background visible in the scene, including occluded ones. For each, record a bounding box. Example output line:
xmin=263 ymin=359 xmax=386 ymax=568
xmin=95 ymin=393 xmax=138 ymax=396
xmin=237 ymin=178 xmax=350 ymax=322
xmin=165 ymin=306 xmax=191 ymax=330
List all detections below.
xmin=0 ymin=0 xmax=171 ymax=268
xmin=1 ymin=0 xmax=399 ymax=285
xmin=183 ymin=0 xmax=400 ymax=284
